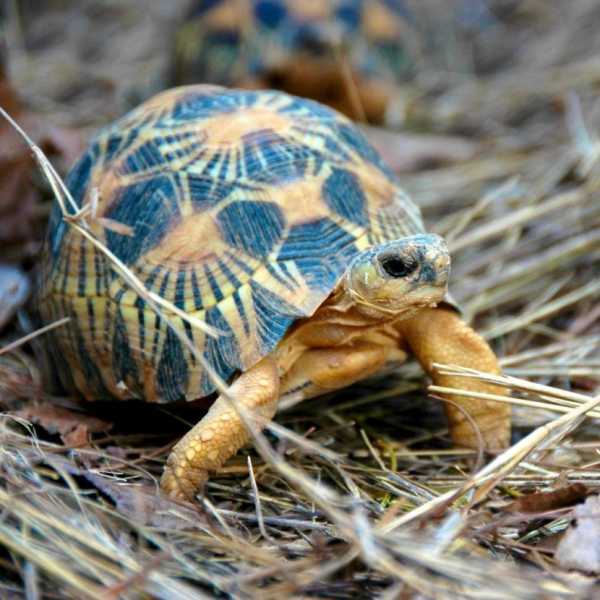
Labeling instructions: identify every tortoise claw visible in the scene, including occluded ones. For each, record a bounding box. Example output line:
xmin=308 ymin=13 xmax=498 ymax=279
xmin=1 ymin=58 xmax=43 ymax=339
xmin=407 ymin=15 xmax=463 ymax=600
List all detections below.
xmin=160 ymin=460 xmax=208 ymax=502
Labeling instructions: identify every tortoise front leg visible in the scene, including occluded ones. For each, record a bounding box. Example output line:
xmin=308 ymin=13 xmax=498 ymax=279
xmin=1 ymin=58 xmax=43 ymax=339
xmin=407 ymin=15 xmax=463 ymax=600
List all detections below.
xmin=280 ymin=341 xmax=388 ymax=401
xmin=395 ymin=307 xmax=511 ymax=450
xmin=161 ymin=357 xmax=280 ymax=501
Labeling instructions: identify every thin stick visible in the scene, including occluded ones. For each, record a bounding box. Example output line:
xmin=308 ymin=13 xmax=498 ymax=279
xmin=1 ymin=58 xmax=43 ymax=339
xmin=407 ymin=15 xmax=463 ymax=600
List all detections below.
xmin=0 ymin=317 xmax=70 ymax=356
xmin=247 ymin=456 xmax=273 ymax=543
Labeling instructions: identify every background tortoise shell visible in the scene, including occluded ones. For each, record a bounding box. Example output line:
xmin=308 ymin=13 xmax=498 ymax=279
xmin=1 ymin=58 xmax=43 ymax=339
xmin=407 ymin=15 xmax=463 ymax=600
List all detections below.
xmin=39 ymin=85 xmax=426 ymax=404
xmin=172 ymin=0 xmax=416 ymax=122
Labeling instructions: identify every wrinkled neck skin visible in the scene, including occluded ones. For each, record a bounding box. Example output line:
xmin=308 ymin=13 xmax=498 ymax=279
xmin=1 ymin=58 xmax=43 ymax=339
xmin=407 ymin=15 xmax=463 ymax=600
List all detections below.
xmin=311 ymin=283 xmax=427 ymax=329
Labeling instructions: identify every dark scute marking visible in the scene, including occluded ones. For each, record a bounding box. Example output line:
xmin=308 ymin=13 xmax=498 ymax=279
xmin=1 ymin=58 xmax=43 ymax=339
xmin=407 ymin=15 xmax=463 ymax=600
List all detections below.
xmin=188 ymin=0 xmax=220 ymax=18
xmin=232 ymin=290 xmax=250 ymax=336
xmin=227 ymin=251 xmax=254 ymax=276
xmin=265 ymin=262 xmax=296 ymax=292
xmin=200 ymin=307 xmax=240 ymax=396
xmin=278 ymin=218 xmax=359 ymax=294
xmin=61 ymin=245 xmax=71 ymax=295
xmin=47 ymin=148 xmax=95 ymax=268
xmin=218 ymin=258 xmax=242 ymax=291
xmin=105 ymin=175 xmax=179 ymax=265
xmin=174 ymin=269 xmax=186 ymax=309
xmin=204 ymin=264 xmax=224 ymax=303
xmin=204 ymin=29 xmax=241 ymax=47
xmin=65 ymin=149 xmax=95 ymax=209
xmin=144 ymin=265 xmax=162 ymax=289
xmin=336 ymin=123 xmax=395 ymax=178
xmin=47 ymin=203 xmax=67 ymax=263
xmin=190 ymin=269 xmax=203 ymax=310
xmin=156 ymin=326 xmax=189 ymax=402
xmin=322 ymin=167 xmax=368 ymax=226
xmin=242 ymin=130 xmax=316 ymax=184
xmin=324 ymin=135 xmax=350 ymax=161
xmin=280 ymin=96 xmax=339 ymax=120
xmin=121 ymin=140 xmax=164 ymax=175
xmin=86 ymin=298 xmax=96 ymax=342
xmin=250 ymin=280 xmax=298 ymax=354
xmin=383 ymin=0 xmax=414 ymax=22
xmin=278 ymin=217 xmax=357 ymax=260
xmin=63 ymin=304 xmax=111 ymax=398
xmin=136 ymin=303 xmax=145 ymax=355
xmin=77 ymin=235 xmax=87 ymax=296
xmin=93 ymin=247 xmax=102 ymax=295
xmin=151 ymin=271 xmax=171 ymax=365
xmin=112 ymin=308 xmax=141 ymax=396
xmin=183 ymin=319 xmax=195 ymax=365
xmin=171 ymin=90 xmax=239 ymax=122
xmin=336 ymin=2 xmax=362 ymax=29
xmin=187 ymin=174 xmax=234 ymax=210
xmin=293 ymin=23 xmax=331 ymax=56
xmin=254 ymin=0 xmax=287 ymax=28
xmin=217 ymin=200 xmax=285 ymax=259
xmin=105 ymin=135 xmax=124 ymax=164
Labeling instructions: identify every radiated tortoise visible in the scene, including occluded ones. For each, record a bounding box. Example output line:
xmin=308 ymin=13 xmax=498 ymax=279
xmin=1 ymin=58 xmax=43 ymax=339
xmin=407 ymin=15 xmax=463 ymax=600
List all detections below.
xmin=38 ymin=85 xmax=511 ymax=500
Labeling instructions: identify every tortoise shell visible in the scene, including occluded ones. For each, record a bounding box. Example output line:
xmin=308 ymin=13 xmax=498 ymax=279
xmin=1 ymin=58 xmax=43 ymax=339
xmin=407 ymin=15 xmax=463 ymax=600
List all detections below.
xmin=172 ymin=0 xmax=416 ymax=122
xmin=39 ymin=85 xmax=425 ymax=403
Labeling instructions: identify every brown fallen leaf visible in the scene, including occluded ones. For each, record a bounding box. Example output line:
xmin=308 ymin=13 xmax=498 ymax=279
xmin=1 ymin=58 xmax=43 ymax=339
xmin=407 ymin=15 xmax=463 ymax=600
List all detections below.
xmin=0 ymin=46 xmax=83 ymax=257
xmin=555 ymin=495 xmax=600 ymax=574
xmin=505 ymin=483 xmax=588 ymax=514
xmin=15 ymin=402 xmax=112 ymax=447
xmin=84 ymin=473 xmax=206 ymax=530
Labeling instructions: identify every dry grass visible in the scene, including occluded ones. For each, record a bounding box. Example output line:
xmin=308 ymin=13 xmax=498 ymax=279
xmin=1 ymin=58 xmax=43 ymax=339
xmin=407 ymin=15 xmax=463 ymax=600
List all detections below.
xmin=1 ymin=1 xmax=600 ymax=598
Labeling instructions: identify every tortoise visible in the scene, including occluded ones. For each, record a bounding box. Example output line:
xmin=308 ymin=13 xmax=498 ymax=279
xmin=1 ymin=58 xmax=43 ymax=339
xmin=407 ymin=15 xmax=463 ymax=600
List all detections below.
xmin=38 ymin=85 xmax=510 ymax=500
xmin=172 ymin=0 xmax=418 ymax=123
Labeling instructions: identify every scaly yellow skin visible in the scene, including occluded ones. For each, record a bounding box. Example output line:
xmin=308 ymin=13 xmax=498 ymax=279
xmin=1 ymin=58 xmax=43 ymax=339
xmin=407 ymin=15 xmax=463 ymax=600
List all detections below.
xmin=161 ymin=305 xmax=510 ymax=500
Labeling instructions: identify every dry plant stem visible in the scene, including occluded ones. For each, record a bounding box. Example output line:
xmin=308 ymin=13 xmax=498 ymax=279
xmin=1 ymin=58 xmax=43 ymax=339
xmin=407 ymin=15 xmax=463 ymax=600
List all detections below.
xmin=448 ymin=189 xmax=591 ymax=253
xmin=379 ymin=385 xmax=600 ymax=533
xmin=433 ymin=363 xmax=594 ymax=404
xmin=483 ymin=279 xmax=600 ymax=340
xmin=429 ymin=385 xmax=600 ymax=419
xmin=0 ymin=317 xmax=69 ymax=355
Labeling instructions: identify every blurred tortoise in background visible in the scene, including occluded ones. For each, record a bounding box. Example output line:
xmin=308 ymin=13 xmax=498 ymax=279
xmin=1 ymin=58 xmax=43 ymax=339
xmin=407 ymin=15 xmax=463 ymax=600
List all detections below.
xmin=172 ymin=0 xmax=418 ymax=123
xmin=38 ymin=85 xmax=510 ymax=500
xmin=170 ymin=0 xmax=498 ymax=124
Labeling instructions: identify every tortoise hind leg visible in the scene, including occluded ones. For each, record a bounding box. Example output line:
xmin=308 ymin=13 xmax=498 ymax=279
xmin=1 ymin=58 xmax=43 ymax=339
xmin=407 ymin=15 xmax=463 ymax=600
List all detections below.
xmin=395 ymin=307 xmax=511 ymax=450
xmin=161 ymin=357 xmax=280 ymax=501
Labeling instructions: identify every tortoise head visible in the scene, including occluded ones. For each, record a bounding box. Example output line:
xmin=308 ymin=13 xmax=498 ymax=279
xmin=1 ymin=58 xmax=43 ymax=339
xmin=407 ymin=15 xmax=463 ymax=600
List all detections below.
xmin=343 ymin=234 xmax=450 ymax=317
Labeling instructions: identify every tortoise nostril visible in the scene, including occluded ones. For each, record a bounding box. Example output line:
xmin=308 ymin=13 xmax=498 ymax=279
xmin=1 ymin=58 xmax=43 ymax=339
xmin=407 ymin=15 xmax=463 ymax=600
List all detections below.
xmin=379 ymin=255 xmax=417 ymax=278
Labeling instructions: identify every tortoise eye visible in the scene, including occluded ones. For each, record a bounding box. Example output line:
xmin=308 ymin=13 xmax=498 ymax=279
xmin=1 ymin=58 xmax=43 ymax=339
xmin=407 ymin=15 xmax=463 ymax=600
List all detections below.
xmin=379 ymin=255 xmax=418 ymax=278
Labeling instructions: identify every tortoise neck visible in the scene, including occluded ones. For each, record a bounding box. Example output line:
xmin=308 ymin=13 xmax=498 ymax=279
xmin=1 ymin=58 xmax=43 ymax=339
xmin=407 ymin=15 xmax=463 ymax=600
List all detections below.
xmin=317 ymin=287 xmax=399 ymax=327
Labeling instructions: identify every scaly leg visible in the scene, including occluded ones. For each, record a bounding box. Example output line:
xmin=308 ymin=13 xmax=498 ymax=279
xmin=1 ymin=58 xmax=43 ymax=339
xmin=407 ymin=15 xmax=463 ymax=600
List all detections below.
xmin=395 ymin=307 xmax=511 ymax=450
xmin=161 ymin=357 xmax=280 ymax=500
xmin=280 ymin=341 xmax=388 ymax=401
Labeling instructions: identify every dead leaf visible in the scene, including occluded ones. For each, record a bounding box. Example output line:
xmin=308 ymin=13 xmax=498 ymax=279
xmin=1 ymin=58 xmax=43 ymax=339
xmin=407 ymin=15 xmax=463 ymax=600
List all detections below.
xmin=15 ymin=402 xmax=112 ymax=447
xmin=505 ymin=484 xmax=588 ymax=514
xmin=555 ymin=495 xmax=600 ymax=573
xmin=84 ymin=473 xmax=206 ymax=530
xmin=0 ymin=48 xmax=83 ymax=256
